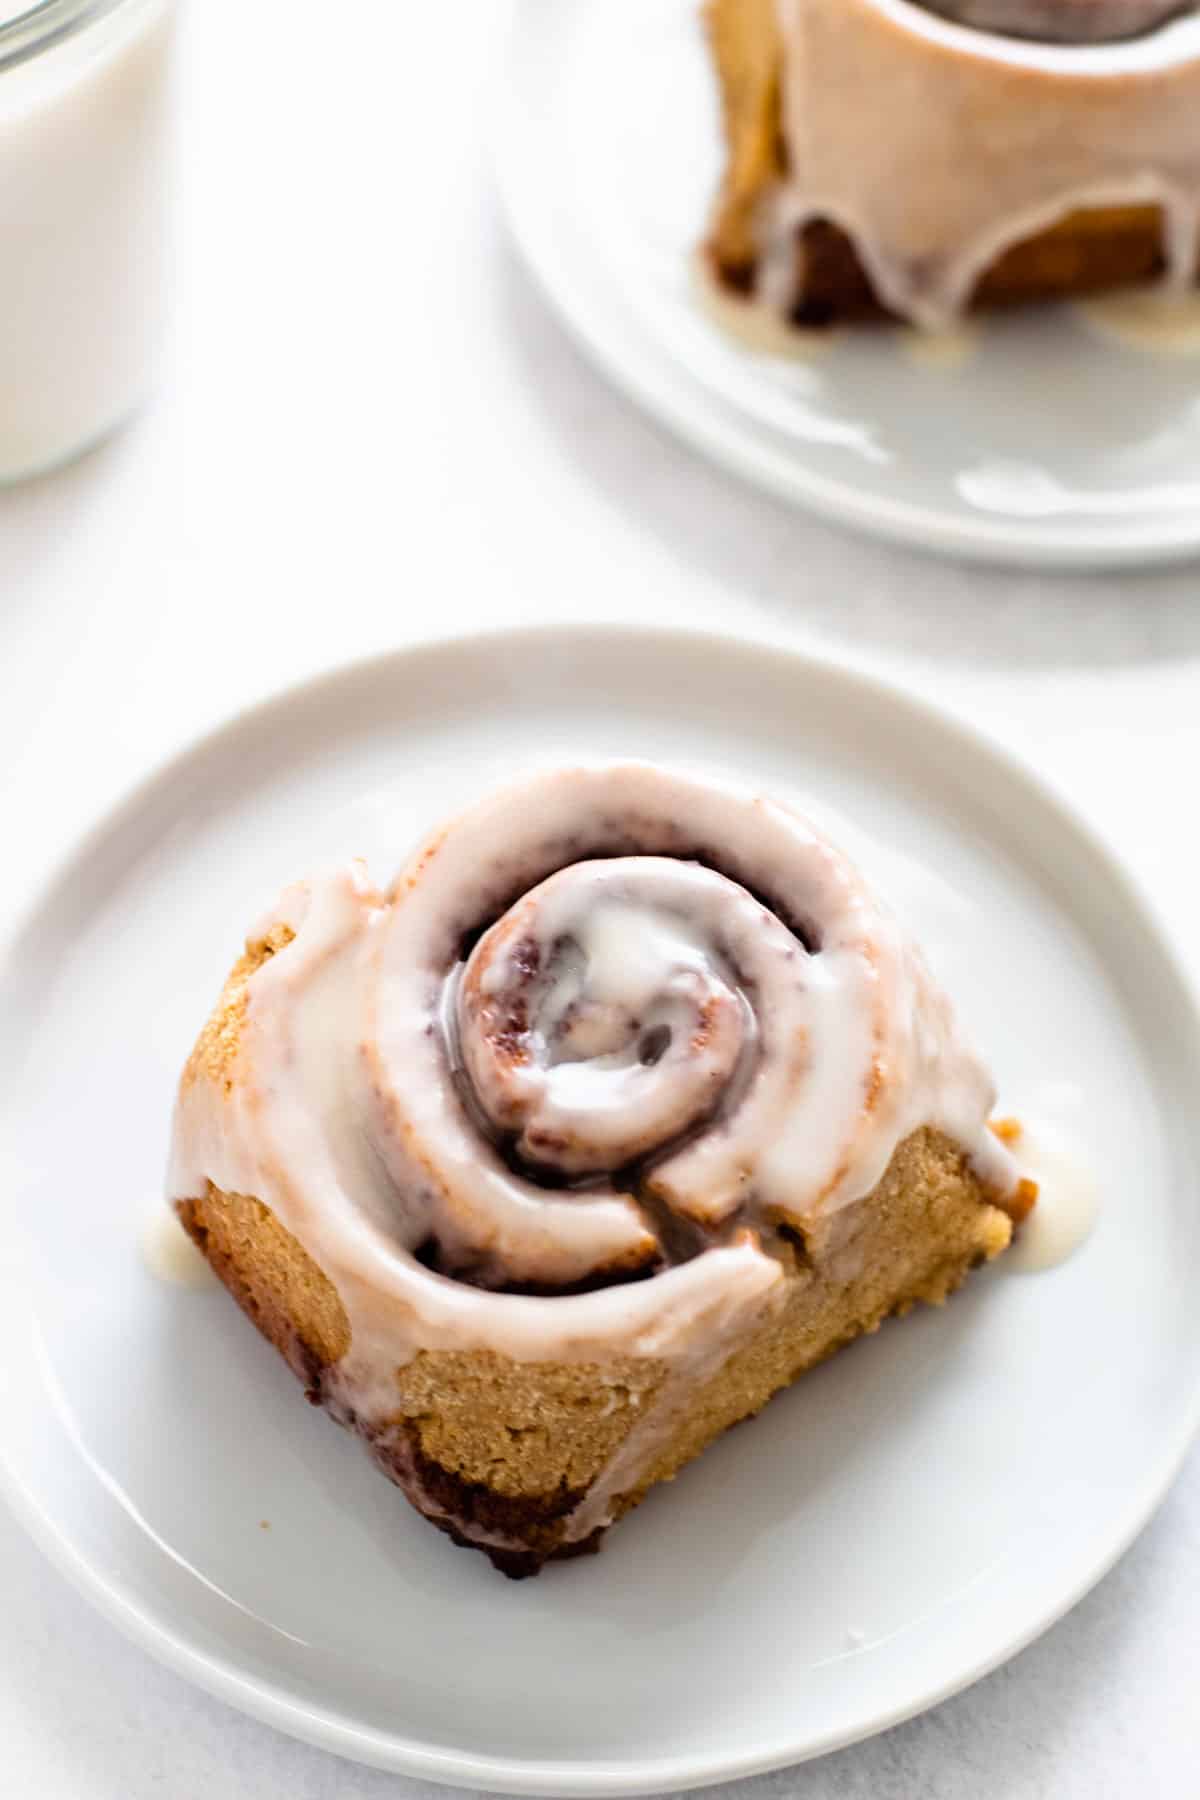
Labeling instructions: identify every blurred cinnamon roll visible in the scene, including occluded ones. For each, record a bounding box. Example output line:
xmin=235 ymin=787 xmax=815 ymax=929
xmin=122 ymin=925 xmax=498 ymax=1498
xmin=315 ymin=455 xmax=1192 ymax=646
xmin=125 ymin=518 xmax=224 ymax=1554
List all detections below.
xmin=705 ymin=0 xmax=1200 ymax=329
xmin=169 ymin=765 xmax=1031 ymax=1576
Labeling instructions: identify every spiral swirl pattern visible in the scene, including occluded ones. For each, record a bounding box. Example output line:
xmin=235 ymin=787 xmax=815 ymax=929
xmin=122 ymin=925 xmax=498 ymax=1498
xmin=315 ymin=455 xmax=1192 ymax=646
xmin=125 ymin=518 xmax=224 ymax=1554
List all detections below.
xmin=169 ymin=764 xmax=1017 ymax=1388
xmin=456 ymin=858 xmax=757 ymax=1179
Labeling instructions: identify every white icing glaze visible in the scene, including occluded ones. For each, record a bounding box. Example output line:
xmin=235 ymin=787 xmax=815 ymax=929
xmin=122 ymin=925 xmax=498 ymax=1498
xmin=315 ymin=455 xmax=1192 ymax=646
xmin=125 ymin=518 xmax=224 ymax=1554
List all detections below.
xmin=691 ymin=254 xmax=839 ymax=357
xmin=167 ymin=765 xmax=1020 ymax=1524
xmin=141 ymin=1209 xmax=218 ymax=1288
xmin=1000 ymin=1119 xmax=1098 ymax=1269
xmin=767 ymin=0 xmax=1200 ymax=327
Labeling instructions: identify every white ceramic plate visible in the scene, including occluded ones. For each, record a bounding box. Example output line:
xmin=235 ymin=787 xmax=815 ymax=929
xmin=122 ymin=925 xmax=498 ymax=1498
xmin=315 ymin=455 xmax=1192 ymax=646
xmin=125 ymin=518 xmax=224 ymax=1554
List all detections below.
xmin=496 ymin=0 xmax=1200 ymax=568
xmin=2 ymin=625 xmax=1199 ymax=1794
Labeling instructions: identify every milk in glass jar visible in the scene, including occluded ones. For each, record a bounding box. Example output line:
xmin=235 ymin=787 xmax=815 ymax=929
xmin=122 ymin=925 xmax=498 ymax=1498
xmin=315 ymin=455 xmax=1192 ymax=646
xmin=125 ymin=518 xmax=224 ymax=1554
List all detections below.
xmin=0 ymin=0 xmax=174 ymax=483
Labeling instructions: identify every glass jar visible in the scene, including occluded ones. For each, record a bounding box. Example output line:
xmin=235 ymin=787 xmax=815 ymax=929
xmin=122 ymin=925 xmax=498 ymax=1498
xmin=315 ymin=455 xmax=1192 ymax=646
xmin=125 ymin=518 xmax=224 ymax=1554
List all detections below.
xmin=0 ymin=0 xmax=175 ymax=484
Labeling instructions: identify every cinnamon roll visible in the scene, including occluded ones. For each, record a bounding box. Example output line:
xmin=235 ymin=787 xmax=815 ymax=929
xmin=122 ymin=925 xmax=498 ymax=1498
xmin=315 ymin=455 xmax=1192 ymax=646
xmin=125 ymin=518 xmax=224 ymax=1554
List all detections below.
xmin=168 ymin=765 xmax=1032 ymax=1577
xmin=705 ymin=0 xmax=1200 ymax=328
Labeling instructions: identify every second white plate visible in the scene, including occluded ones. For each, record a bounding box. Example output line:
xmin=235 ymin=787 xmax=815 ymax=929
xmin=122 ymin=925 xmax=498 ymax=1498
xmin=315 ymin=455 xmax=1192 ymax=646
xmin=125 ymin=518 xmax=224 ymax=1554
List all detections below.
xmin=497 ymin=0 xmax=1200 ymax=567
xmin=2 ymin=626 xmax=1200 ymax=1792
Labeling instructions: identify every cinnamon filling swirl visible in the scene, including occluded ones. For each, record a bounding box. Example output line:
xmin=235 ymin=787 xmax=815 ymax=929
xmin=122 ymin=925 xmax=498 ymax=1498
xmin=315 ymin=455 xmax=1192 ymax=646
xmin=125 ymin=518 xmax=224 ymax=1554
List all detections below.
xmin=168 ymin=764 xmax=1020 ymax=1426
xmin=920 ymin=0 xmax=1194 ymax=42
xmin=454 ymin=861 xmax=761 ymax=1181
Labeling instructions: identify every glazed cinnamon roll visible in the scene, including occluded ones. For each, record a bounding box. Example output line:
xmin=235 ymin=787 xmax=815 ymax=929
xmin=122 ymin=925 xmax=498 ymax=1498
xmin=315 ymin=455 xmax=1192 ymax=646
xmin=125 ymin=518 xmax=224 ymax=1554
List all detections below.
xmin=706 ymin=0 xmax=1200 ymax=328
xmin=169 ymin=765 xmax=1031 ymax=1576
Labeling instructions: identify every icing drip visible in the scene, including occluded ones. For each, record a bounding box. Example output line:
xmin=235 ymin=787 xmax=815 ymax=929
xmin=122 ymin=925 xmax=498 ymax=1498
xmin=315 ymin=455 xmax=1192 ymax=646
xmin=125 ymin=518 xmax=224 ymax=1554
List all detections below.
xmin=767 ymin=0 xmax=1200 ymax=327
xmin=992 ymin=1112 xmax=1098 ymax=1269
xmin=167 ymin=765 xmax=1019 ymax=1443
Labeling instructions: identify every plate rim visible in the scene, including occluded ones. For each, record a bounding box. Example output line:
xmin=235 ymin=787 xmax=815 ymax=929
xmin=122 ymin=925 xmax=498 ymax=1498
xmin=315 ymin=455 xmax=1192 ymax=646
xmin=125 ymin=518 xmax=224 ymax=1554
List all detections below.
xmin=3 ymin=619 xmax=1200 ymax=1795
xmin=493 ymin=0 xmax=1200 ymax=573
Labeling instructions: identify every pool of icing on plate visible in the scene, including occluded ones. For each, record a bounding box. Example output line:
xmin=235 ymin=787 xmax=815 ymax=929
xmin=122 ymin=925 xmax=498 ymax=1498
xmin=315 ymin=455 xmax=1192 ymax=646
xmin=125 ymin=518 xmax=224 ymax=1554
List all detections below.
xmin=691 ymin=258 xmax=837 ymax=358
xmin=1073 ymin=287 xmax=1200 ymax=352
xmin=997 ymin=1114 xmax=1100 ymax=1270
xmin=141 ymin=1210 xmax=217 ymax=1288
xmin=700 ymin=255 xmax=1200 ymax=371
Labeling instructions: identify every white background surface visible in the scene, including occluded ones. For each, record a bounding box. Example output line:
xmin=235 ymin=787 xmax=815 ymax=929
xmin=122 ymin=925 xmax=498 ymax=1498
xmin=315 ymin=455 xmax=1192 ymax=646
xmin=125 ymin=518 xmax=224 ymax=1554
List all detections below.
xmin=1 ymin=1 xmax=1197 ymax=1795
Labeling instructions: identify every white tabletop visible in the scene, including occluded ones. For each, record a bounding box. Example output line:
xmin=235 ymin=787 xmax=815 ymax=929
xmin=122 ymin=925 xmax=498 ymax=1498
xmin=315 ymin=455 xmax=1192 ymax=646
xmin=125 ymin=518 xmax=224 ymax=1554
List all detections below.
xmin=2 ymin=2 xmax=1197 ymax=1795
